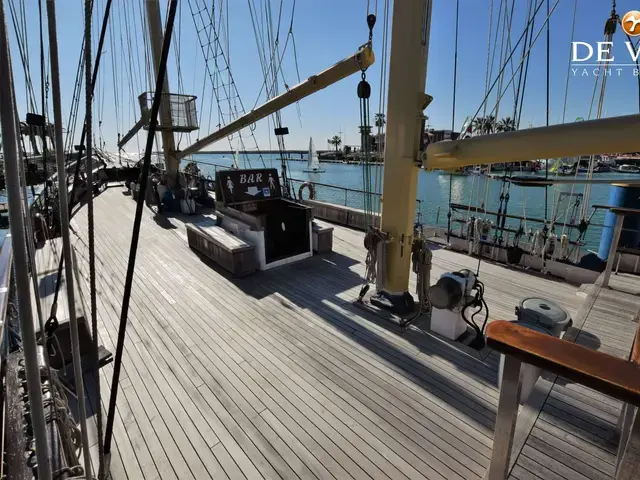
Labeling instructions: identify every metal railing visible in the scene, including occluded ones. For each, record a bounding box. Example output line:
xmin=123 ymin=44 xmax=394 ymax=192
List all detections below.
xmin=602 ymin=207 xmax=640 ymax=287
xmin=291 ymin=178 xmax=382 ymax=211
xmin=290 ymin=178 xmax=424 ymax=217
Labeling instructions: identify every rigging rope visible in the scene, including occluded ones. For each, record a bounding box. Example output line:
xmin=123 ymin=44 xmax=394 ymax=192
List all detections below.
xmin=473 ymin=0 xmax=560 ymax=132
xmin=581 ymin=7 xmax=618 ymax=222
xmin=84 ymin=0 xmax=105 ymax=477
xmin=483 ymin=0 xmax=495 ymax=118
xmin=469 ymin=0 xmax=550 ymax=130
xmin=188 ymin=0 xmax=266 ymax=167
xmin=545 ymin=0 xmax=550 ymax=222
xmin=104 ymin=0 xmax=179 ymax=458
xmin=516 ymin=3 xmax=536 ymax=128
xmin=513 ymin=0 xmax=534 ymax=123
xmin=48 ymin=0 xmax=112 ymax=350
xmin=7 ymin=0 xmax=37 ymax=111
xmin=359 ymin=14 xmax=376 ymax=227
xmin=373 ymin=0 xmax=390 ymax=216
xmin=37 ymin=0 xmax=49 ymax=203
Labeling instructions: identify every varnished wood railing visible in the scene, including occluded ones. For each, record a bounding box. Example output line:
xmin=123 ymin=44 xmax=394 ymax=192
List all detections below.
xmin=487 ymin=320 xmax=640 ymax=479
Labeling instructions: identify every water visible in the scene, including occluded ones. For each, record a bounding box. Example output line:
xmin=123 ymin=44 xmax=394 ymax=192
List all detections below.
xmin=2 ymin=153 xmax=629 ymax=252
xmin=193 ymin=152 xmax=632 ymax=251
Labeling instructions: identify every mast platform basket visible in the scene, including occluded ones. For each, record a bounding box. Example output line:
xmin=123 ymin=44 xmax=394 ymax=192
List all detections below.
xmin=138 ymin=92 xmax=199 ymax=132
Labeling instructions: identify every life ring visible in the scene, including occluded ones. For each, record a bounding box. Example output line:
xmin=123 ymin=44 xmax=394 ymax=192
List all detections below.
xmin=298 ymin=182 xmax=315 ymax=201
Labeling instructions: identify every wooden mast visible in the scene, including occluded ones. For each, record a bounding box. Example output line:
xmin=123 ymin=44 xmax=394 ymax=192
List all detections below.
xmin=376 ymin=0 xmax=432 ymax=304
xmin=145 ymin=0 xmax=179 ymax=184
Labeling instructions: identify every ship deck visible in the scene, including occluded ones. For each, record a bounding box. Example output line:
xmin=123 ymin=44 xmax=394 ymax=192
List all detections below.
xmin=35 ymin=184 xmax=640 ymax=479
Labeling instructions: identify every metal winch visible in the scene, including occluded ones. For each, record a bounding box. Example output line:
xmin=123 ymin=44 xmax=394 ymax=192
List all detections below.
xmin=428 ymin=269 xmax=488 ymax=348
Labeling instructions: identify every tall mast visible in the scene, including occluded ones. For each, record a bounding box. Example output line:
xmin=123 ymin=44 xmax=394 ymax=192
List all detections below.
xmin=145 ymin=0 xmax=178 ymax=183
xmin=376 ymin=0 xmax=432 ymax=304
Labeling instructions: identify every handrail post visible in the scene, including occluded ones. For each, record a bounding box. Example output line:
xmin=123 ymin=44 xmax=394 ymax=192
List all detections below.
xmin=617 ymin=409 xmax=640 ymax=479
xmin=603 ymin=213 xmax=624 ymax=287
xmin=488 ymin=355 xmax=522 ymax=480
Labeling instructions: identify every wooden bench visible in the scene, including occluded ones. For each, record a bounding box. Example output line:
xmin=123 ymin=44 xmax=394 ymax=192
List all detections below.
xmin=487 ymin=320 xmax=640 ymax=479
xmin=312 ymin=220 xmax=334 ymax=253
xmin=186 ymin=219 xmax=257 ymax=276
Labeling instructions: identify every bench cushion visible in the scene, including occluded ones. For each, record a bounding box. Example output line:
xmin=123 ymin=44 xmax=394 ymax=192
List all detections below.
xmin=187 ymin=219 xmax=254 ymax=253
xmin=186 ymin=219 xmax=256 ymax=276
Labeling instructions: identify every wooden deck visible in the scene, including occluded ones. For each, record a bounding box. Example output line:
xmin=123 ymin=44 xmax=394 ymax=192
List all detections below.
xmin=33 ymin=185 xmax=639 ymax=479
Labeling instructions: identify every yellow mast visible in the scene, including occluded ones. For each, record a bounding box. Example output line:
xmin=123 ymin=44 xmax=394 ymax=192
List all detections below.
xmin=375 ymin=0 xmax=432 ymax=309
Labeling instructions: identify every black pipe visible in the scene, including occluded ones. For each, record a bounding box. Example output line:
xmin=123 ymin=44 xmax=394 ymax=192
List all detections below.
xmin=103 ymin=0 xmax=179 ymax=456
xmin=48 ymin=0 xmax=112 ymax=318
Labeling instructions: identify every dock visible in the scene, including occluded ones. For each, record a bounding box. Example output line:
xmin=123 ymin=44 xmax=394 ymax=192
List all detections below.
xmin=34 ymin=184 xmax=640 ymax=479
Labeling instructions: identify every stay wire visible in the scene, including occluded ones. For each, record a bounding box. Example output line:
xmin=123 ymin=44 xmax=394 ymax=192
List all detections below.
xmin=49 ymin=0 xmax=112 ymax=328
xmin=38 ymin=0 xmax=50 ymax=216
xmin=483 ymin=0 xmax=495 ymax=118
xmin=470 ymin=0 xmax=548 ymax=129
xmin=104 ymin=0 xmax=179 ymax=457
xmin=7 ymin=0 xmax=37 ymax=111
xmin=513 ymin=0 xmax=534 ymax=122
xmin=545 ymin=0 xmax=550 ymax=223
xmin=476 ymin=0 xmax=560 ymax=132
xmin=451 ymin=0 xmax=459 ymax=132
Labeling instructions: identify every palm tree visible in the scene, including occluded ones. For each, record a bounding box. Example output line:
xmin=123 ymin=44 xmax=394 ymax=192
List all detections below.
xmin=483 ymin=115 xmax=496 ymax=135
xmin=328 ymin=135 xmax=342 ymax=152
xmin=496 ymin=116 xmax=516 ymax=132
xmin=374 ymin=113 xmax=386 ymax=129
xmin=472 ymin=116 xmax=486 ymax=136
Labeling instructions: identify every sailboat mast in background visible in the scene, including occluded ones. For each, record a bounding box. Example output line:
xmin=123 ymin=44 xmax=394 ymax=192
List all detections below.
xmin=304 ymin=137 xmax=325 ymax=173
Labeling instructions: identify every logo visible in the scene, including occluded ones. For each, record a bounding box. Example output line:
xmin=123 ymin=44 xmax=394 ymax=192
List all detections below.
xmin=622 ymin=11 xmax=640 ymax=36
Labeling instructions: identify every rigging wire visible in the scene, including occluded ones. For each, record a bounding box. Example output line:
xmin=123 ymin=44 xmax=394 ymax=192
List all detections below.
xmin=516 ymin=5 xmax=536 ymax=128
xmin=446 ymin=0 xmax=461 ymax=238
xmin=38 ymin=0 xmax=50 ymax=203
xmin=558 ymin=0 xmax=580 ymax=242
xmin=513 ymin=0 xmax=534 ymax=123
xmin=188 ymin=0 xmax=265 ymax=166
xmin=485 ymin=0 xmax=505 ymax=117
xmin=373 ymin=0 xmax=390 ymax=215
xmin=492 ymin=0 xmax=510 ymax=119
xmin=6 ymin=0 xmax=37 ymax=112
xmin=48 ymin=0 xmax=113 ymax=350
xmin=104 ymin=0 xmax=180 ymax=456
xmin=470 ymin=0 xmax=560 ymax=132
xmin=545 ymin=0 xmax=550 ymax=223
xmin=482 ymin=0 xmax=495 ymax=118
xmin=581 ymin=5 xmax=618 ymax=222
xmin=84 ymin=0 xmax=106 ymax=476
xmin=0 ymin=1 xmax=52 ymax=474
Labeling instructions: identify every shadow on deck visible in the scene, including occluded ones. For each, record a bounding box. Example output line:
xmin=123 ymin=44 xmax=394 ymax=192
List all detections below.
xmin=54 ymin=185 xmax=637 ymax=480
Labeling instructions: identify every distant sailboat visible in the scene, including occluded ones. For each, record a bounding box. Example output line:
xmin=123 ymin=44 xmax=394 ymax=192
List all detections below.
xmin=233 ymin=148 xmax=239 ymax=169
xmin=303 ymin=137 xmax=325 ymax=173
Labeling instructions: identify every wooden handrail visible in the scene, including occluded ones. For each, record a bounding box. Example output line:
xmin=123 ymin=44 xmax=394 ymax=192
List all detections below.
xmin=486 ymin=320 xmax=640 ymax=405
xmin=611 ymin=207 xmax=640 ymax=216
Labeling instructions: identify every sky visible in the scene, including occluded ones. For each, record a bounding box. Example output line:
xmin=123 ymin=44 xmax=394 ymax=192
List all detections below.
xmin=6 ymin=0 xmax=640 ymax=152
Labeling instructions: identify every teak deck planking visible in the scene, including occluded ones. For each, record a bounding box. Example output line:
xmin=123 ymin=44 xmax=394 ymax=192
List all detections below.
xmin=31 ymin=185 xmax=639 ymax=479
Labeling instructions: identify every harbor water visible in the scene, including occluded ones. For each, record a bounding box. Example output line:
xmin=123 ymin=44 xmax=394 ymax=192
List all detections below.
xmin=2 ymin=153 xmax=635 ymax=253
xmin=193 ymin=152 xmax=634 ymax=252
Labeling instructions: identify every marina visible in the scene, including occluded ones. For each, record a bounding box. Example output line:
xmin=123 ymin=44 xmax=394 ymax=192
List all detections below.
xmin=2 ymin=0 xmax=640 ymax=479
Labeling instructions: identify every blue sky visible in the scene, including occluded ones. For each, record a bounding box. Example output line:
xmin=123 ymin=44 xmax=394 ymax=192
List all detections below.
xmin=8 ymin=0 xmax=640 ymax=152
